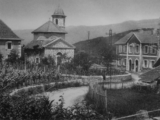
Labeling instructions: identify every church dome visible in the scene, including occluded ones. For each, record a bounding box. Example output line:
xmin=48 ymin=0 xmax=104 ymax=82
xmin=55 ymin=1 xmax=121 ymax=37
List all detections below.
xmin=53 ymin=6 xmax=65 ymax=16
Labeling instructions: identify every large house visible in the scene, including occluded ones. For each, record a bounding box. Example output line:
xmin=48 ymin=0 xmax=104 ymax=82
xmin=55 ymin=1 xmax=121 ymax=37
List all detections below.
xmin=25 ymin=7 xmax=75 ymax=64
xmin=115 ymin=28 xmax=160 ymax=72
xmin=0 ymin=20 xmax=22 ymax=59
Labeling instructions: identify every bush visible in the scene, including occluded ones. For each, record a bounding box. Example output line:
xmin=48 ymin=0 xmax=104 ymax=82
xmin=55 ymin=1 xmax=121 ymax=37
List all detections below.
xmin=0 ymin=94 xmax=54 ymax=120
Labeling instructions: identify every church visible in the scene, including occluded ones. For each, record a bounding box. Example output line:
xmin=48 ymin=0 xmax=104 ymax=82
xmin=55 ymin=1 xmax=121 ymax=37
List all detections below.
xmin=25 ymin=7 xmax=75 ymax=64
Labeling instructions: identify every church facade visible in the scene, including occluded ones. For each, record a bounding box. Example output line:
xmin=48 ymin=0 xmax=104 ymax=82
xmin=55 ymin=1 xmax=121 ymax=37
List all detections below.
xmin=25 ymin=7 xmax=75 ymax=64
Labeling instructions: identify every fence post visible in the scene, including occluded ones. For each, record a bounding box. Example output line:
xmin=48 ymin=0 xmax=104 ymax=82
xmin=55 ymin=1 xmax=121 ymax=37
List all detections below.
xmin=105 ymin=89 xmax=107 ymax=112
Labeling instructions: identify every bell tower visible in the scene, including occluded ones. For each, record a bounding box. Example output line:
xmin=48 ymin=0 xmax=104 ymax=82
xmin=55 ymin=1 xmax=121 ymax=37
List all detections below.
xmin=52 ymin=6 xmax=66 ymax=28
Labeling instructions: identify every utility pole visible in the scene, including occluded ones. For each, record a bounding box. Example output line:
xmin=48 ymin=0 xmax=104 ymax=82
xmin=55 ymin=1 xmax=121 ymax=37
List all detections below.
xmin=24 ymin=53 xmax=27 ymax=71
xmin=109 ymin=29 xmax=112 ymax=89
xmin=88 ymin=31 xmax=90 ymax=40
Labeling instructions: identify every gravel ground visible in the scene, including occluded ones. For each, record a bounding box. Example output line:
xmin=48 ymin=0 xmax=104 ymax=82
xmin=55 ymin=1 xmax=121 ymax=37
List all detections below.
xmin=45 ymin=86 xmax=89 ymax=108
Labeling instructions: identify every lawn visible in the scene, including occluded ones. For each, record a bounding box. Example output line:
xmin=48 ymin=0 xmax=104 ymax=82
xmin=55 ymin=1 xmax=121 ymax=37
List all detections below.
xmin=107 ymin=89 xmax=160 ymax=117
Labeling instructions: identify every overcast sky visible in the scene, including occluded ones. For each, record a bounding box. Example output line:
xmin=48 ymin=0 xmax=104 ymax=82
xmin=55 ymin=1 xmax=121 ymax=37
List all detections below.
xmin=0 ymin=0 xmax=160 ymax=30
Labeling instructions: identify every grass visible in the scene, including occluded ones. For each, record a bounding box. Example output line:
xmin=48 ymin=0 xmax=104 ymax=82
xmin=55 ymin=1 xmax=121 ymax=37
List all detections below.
xmin=86 ymin=86 xmax=160 ymax=118
xmin=107 ymin=88 xmax=160 ymax=117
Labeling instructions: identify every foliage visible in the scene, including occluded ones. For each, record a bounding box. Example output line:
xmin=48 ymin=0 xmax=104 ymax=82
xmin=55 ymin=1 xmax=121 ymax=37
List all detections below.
xmin=6 ymin=49 xmax=20 ymax=64
xmin=86 ymin=86 xmax=160 ymax=118
xmin=0 ymin=52 xmax=3 ymax=63
xmin=71 ymin=51 xmax=93 ymax=71
xmin=0 ymin=94 xmax=54 ymax=120
xmin=0 ymin=72 xmax=106 ymax=120
xmin=41 ymin=55 xmax=56 ymax=66
xmin=98 ymin=46 xmax=119 ymax=67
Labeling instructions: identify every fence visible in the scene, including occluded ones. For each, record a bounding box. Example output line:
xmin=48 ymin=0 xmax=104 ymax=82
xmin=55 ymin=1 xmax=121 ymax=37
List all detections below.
xmin=88 ymin=81 xmax=107 ymax=112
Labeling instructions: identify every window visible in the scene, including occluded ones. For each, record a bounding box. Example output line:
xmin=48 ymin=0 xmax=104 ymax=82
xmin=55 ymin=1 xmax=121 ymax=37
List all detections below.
xmin=150 ymin=60 xmax=155 ymax=68
xmin=135 ymin=44 xmax=139 ymax=53
xmin=119 ymin=45 xmax=122 ymax=53
xmin=123 ymin=59 xmax=126 ymax=66
xmin=150 ymin=45 xmax=157 ymax=54
xmin=117 ymin=60 xmax=121 ymax=66
xmin=143 ymin=60 xmax=148 ymax=68
xmin=129 ymin=44 xmax=133 ymax=53
xmin=6 ymin=42 xmax=12 ymax=50
xmin=122 ymin=45 xmax=127 ymax=53
xmin=144 ymin=45 xmax=149 ymax=54
xmin=56 ymin=19 xmax=58 ymax=25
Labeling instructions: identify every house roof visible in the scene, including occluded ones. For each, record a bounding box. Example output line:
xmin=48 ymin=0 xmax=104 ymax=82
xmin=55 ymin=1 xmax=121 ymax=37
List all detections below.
xmin=32 ymin=21 xmax=67 ymax=34
xmin=153 ymin=58 xmax=160 ymax=67
xmin=0 ymin=20 xmax=22 ymax=40
xmin=25 ymin=36 xmax=75 ymax=49
xmin=115 ymin=32 xmax=158 ymax=45
xmin=140 ymin=66 xmax=160 ymax=83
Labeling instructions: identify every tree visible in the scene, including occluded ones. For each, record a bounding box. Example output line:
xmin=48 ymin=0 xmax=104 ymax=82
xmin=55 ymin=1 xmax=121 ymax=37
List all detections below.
xmin=72 ymin=51 xmax=92 ymax=71
xmin=0 ymin=53 xmax=3 ymax=63
xmin=6 ymin=49 xmax=19 ymax=64
xmin=41 ymin=55 xmax=55 ymax=66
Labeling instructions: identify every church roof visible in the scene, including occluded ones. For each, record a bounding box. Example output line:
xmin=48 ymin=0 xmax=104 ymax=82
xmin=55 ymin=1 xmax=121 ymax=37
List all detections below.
xmin=115 ymin=32 xmax=158 ymax=45
xmin=0 ymin=19 xmax=22 ymax=40
xmin=53 ymin=6 xmax=66 ymax=17
xmin=32 ymin=21 xmax=67 ymax=33
xmin=25 ymin=36 xmax=75 ymax=49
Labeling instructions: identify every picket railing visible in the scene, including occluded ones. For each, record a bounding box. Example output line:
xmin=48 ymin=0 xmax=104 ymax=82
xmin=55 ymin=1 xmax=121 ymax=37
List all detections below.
xmin=88 ymin=82 xmax=107 ymax=112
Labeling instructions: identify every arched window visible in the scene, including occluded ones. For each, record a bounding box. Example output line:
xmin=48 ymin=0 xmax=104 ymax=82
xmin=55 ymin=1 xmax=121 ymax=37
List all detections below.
xmin=143 ymin=60 xmax=148 ymax=68
xmin=56 ymin=19 xmax=58 ymax=25
xmin=123 ymin=59 xmax=126 ymax=66
xmin=151 ymin=60 xmax=155 ymax=68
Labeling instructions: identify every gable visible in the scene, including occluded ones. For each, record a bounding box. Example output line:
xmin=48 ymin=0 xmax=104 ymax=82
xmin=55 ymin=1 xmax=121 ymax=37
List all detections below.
xmin=128 ymin=34 xmax=140 ymax=44
xmin=0 ymin=20 xmax=21 ymax=40
xmin=45 ymin=39 xmax=75 ymax=49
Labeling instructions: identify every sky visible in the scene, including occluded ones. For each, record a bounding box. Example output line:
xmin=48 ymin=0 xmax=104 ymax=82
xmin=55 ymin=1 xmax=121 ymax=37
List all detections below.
xmin=0 ymin=0 xmax=160 ymax=30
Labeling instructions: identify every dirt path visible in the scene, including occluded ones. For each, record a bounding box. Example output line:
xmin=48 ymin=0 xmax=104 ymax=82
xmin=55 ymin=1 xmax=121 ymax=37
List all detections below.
xmin=131 ymin=73 xmax=140 ymax=83
xmin=45 ymin=86 xmax=88 ymax=108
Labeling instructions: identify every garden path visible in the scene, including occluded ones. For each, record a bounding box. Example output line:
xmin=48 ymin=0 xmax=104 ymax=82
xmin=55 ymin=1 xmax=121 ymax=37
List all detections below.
xmin=45 ymin=86 xmax=88 ymax=108
xmin=131 ymin=73 xmax=140 ymax=83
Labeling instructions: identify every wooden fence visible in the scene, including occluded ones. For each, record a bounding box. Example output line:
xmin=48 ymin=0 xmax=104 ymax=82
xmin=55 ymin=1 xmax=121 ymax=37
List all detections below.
xmin=88 ymin=82 xmax=107 ymax=112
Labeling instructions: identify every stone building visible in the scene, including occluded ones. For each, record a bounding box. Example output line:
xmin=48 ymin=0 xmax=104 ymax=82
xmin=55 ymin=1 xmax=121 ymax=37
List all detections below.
xmin=0 ymin=20 xmax=22 ymax=59
xmin=25 ymin=7 xmax=75 ymax=64
xmin=115 ymin=28 xmax=159 ymax=72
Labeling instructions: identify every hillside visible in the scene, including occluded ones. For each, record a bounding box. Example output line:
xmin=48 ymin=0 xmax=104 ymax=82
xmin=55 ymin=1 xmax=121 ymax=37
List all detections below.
xmin=74 ymin=30 xmax=132 ymax=56
xmin=14 ymin=18 xmax=160 ymax=45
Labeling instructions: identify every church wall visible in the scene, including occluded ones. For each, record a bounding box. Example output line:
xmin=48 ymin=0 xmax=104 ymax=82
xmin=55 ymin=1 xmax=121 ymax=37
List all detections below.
xmin=44 ymin=48 xmax=74 ymax=58
xmin=34 ymin=33 xmax=65 ymax=40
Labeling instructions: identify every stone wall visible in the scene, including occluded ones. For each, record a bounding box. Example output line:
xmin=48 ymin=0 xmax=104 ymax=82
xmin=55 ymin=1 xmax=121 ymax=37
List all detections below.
xmin=62 ymin=73 xmax=132 ymax=84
